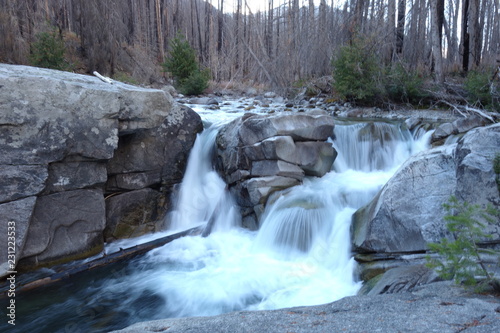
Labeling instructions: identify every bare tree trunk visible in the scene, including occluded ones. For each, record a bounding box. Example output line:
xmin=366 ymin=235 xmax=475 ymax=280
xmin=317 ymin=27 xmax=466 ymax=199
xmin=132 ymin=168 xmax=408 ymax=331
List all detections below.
xmin=155 ymin=0 xmax=164 ymax=61
xmin=431 ymin=0 xmax=445 ymax=83
xmin=396 ymin=0 xmax=405 ymax=54
xmin=468 ymin=0 xmax=481 ymax=68
xmin=462 ymin=0 xmax=470 ymax=72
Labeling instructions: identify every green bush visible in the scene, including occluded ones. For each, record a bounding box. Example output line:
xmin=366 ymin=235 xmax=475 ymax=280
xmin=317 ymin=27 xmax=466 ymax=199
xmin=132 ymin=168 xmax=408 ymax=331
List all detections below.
xmin=331 ymin=39 xmax=382 ymax=103
xmin=178 ymin=68 xmax=210 ymax=96
xmin=384 ymin=64 xmax=428 ymax=104
xmin=162 ymin=34 xmax=209 ymax=95
xmin=464 ymin=70 xmax=499 ymax=111
xmin=494 ymin=153 xmax=500 ymax=194
xmin=30 ymin=30 xmax=68 ymax=70
xmin=426 ymin=196 xmax=500 ymax=292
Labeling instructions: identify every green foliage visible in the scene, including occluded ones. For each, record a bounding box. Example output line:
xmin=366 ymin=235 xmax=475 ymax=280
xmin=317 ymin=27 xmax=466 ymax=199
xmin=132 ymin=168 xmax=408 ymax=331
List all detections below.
xmin=494 ymin=153 xmax=500 ymax=194
xmin=162 ymin=34 xmax=209 ymax=95
xmin=30 ymin=30 xmax=68 ymax=70
xmin=178 ymin=68 xmax=210 ymax=96
xmin=113 ymin=71 xmax=139 ymax=85
xmin=464 ymin=70 xmax=500 ymax=111
xmin=331 ymin=40 xmax=382 ymax=103
xmin=384 ymin=64 xmax=428 ymax=104
xmin=426 ymin=196 xmax=500 ymax=292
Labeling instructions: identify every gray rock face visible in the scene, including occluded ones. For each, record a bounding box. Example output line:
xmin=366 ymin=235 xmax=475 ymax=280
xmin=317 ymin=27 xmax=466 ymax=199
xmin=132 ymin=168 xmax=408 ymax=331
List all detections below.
xmin=18 ymin=190 xmax=106 ymax=269
xmin=0 ymin=64 xmax=202 ymax=273
xmin=431 ymin=115 xmax=488 ymax=143
xmin=0 ymin=197 xmax=36 ymax=278
xmin=105 ymin=189 xmax=162 ymax=241
xmin=112 ymin=281 xmax=500 ymax=333
xmin=0 ymin=165 xmax=48 ymax=203
xmin=216 ymin=112 xmax=335 ymax=226
xmin=352 ymin=123 xmax=500 ymax=255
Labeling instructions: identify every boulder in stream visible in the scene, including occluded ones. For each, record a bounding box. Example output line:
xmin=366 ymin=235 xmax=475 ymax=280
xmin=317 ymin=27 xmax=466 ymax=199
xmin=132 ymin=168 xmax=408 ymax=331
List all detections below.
xmin=215 ymin=111 xmax=336 ymax=227
xmin=352 ymin=123 xmax=500 ymax=268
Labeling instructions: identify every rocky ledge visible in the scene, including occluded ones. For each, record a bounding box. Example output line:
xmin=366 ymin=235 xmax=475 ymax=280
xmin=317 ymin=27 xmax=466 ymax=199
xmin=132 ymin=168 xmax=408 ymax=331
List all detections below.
xmin=0 ymin=64 xmax=202 ymax=276
xmin=112 ymin=280 xmax=500 ymax=333
xmin=214 ymin=111 xmax=336 ymax=229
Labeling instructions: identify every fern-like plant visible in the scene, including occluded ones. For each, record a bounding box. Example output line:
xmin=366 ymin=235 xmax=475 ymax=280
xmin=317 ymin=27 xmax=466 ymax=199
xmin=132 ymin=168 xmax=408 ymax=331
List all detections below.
xmin=426 ymin=196 xmax=500 ymax=292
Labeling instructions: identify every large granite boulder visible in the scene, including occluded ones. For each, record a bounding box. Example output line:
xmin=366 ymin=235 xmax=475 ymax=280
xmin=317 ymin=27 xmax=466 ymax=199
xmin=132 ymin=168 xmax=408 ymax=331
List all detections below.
xmin=352 ymin=123 xmax=500 ymax=255
xmin=0 ymin=64 xmax=202 ymax=275
xmin=215 ymin=112 xmax=336 ymax=228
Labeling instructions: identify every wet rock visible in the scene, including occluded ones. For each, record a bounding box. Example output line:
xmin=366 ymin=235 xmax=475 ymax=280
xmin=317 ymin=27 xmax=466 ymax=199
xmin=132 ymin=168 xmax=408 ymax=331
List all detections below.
xmin=352 ymin=123 xmax=500 ymax=255
xmin=362 ymin=265 xmax=440 ymax=295
xmin=18 ymin=190 xmax=106 ymax=270
xmin=251 ymin=160 xmax=305 ymax=180
xmin=431 ymin=115 xmax=488 ymax=143
xmin=105 ymin=189 xmax=162 ymax=241
xmin=216 ymin=111 xmax=335 ymax=226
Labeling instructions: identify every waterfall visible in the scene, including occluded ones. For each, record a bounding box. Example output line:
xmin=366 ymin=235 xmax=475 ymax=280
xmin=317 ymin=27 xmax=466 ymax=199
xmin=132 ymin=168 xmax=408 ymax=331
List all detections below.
xmin=168 ymin=125 xmax=240 ymax=233
xmin=6 ymin=116 xmax=433 ymax=333
xmin=252 ymin=121 xmax=432 ymax=308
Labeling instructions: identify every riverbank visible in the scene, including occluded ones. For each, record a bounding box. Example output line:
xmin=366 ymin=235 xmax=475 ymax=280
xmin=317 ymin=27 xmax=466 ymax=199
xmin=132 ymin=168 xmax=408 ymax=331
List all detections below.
xmin=113 ymin=281 xmax=500 ymax=333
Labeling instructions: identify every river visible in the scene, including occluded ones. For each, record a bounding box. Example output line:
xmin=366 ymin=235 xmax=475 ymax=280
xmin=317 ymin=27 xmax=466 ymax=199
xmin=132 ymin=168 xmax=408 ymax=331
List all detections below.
xmin=1 ymin=99 xmax=433 ymax=332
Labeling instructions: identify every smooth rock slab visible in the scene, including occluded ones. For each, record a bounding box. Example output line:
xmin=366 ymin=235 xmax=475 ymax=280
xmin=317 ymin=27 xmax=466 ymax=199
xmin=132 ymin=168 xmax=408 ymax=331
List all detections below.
xmin=112 ymin=282 xmax=500 ymax=333
xmin=234 ymin=176 xmax=301 ymax=207
xmin=239 ymin=112 xmax=335 ymax=145
xmin=352 ymin=123 xmax=500 ymax=255
xmin=18 ymin=189 xmax=106 ymax=269
xmin=0 ymin=197 xmax=36 ymax=277
xmin=352 ymin=144 xmax=458 ymax=253
xmin=43 ymin=161 xmax=107 ymax=194
xmin=105 ymin=189 xmax=162 ymax=241
xmin=251 ymin=160 xmax=305 ymax=180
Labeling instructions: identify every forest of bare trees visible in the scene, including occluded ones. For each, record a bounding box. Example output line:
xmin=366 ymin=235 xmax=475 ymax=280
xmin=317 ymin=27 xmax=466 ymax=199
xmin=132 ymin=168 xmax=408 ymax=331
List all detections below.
xmin=0 ymin=0 xmax=499 ymax=93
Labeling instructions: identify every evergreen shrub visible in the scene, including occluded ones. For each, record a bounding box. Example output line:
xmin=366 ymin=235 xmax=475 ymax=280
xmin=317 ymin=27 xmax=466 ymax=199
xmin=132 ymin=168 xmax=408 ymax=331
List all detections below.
xmin=464 ymin=70 xmax=500 ymax=111
xmin=426 ymin=196 xmax=500 ymax=292
xmin=29 ymin=30 xmax=68 ymax=70
xmin=385 ymin=64 xmax=427 ymax=104
xmin=162 ymin=34 xmax=209 ymax=96
xmin=331 ymin=39 xmax=382 ymax=103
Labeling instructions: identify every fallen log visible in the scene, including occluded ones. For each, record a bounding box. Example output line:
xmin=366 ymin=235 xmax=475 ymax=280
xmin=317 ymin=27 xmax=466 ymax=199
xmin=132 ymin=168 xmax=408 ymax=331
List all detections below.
xmin=0 ymin=226 xmax=203 ymax=296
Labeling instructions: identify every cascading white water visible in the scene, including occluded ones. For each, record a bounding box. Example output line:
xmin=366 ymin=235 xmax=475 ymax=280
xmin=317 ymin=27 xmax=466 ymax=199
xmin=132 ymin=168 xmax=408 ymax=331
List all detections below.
xmin=5 ymin=112 xmax=434 ymax=333
xmin=167 ymin=125 xmax=240 ymax=233
xmin=249 ymin=120 xmax=433 ymax=309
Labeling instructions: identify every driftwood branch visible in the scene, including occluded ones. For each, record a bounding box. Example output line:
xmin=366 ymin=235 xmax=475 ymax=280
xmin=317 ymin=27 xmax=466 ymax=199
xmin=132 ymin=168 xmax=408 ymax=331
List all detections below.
xmin=93 ymin=71 xmax=114 ymax=84
xmin=1 ymin=226 xmax=203 ymax=296
xmin=438 ymin=100 xmax=496 ymax=123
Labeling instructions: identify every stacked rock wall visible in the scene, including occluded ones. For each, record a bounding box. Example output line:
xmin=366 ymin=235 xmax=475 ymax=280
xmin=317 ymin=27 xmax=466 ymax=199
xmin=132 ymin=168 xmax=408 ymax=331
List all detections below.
xmin=215 ymin=111 xmax=336 ymax=229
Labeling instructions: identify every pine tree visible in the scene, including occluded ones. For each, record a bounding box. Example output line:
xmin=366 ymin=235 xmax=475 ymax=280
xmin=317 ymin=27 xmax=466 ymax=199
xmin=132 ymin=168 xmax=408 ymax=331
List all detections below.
xmin=29 ymin=30 xmax=68 ymax=70
xmin=162 ymin=34 xmax=209 ymax=96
